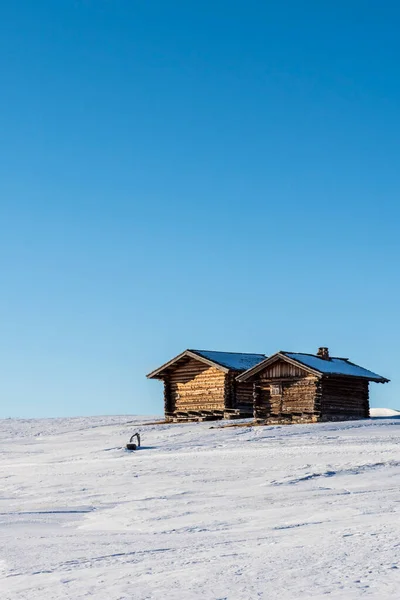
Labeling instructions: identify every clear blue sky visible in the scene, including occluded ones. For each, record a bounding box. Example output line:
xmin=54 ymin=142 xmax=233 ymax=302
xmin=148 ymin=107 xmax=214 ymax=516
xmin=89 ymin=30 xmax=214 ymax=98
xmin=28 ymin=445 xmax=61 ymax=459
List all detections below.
xmin=1 ymin=1 xmax=399 ymax=417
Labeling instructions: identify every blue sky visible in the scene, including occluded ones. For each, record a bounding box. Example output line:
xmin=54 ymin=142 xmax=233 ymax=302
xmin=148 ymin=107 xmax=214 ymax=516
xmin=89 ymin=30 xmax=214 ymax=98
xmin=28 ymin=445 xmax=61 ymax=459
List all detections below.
xmin=0 ymin=1 xmax=399 ymax=417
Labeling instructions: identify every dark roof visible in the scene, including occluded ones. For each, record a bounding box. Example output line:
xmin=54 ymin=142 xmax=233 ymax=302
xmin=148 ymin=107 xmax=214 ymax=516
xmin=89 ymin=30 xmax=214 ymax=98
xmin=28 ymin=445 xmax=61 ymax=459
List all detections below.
xmin=282 ymin=352 xmax=389 ymax=382
xmin=237 ymin=351 xmax=389 ymax=383
xmin=147 ymin=349 xmax=266 ymax=379
xmin=191 ymin=350 xmax=266 ymax=371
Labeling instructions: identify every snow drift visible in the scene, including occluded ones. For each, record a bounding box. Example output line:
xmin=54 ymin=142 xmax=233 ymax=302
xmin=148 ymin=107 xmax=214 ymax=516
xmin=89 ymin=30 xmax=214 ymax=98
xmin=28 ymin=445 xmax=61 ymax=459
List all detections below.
xmin=370 ymin=407 xmax=400 ymax=417
xmin=1 ymin=415 xmax=400 ymax=599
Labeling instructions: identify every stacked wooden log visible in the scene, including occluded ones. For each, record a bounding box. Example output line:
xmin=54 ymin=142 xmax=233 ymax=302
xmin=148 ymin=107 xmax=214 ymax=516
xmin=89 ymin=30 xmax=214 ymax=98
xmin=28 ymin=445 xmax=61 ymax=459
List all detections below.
xmin=253 ymin=376 xmax=317 ymax=420
xmin=252 ymin=370 xmax=370 ymax=423
xmin=163 ymin=377 xmax=172 ymax=417
xmin=235 ymin=382 xmax=254 ymax=413
xmin=256 ymin=414 xmax=319 ymax=425
xmin=320 ymin=377 xmax=369 ymax=418
xmin=168 ymin=359 xmax=226 ymax=414
xmin=280 ymin=377 xmax=318 ymax=414
xmin=171 ymin=409 xmax=225 ymax=422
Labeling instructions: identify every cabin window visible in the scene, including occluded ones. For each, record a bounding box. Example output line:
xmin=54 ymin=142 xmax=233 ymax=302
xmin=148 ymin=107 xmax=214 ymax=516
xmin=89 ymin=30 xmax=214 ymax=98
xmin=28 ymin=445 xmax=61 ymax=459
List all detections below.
xmin=270 ymin=384 xmax=282 ymax=396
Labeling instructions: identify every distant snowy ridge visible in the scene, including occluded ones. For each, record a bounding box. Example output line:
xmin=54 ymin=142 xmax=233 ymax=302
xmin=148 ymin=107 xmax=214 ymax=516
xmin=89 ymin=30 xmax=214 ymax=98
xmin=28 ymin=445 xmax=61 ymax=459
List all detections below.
xmin=370 ymin=407 xmax=400 ymax=417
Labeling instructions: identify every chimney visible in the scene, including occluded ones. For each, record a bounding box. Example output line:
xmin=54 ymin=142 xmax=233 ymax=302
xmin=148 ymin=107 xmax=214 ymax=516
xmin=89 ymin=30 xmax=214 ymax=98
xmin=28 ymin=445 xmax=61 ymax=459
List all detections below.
xmin=317 ymin=347 xmax=330 ymax=360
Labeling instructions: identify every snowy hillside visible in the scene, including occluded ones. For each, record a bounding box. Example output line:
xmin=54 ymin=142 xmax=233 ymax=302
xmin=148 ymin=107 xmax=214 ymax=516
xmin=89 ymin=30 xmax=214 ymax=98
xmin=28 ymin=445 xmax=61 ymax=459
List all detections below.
xmin=1 ymin=415 xmax=400 ymax=600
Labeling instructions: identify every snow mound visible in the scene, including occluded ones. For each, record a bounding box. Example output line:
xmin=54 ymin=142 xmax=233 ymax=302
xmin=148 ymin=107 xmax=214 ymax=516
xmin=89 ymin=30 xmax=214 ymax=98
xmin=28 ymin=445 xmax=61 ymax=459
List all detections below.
xmin=370 ymin=407 xmax=400 ymax=417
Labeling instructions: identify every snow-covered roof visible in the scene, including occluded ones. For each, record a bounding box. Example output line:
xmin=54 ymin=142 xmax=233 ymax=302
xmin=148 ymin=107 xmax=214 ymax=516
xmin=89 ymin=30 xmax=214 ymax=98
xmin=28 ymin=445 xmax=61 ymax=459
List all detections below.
xmin=237 ymin=351 xmax=390 ymax=383
xmin=147 ymin=349 xmax=266 ymax=378
xmin=282 ymin=352 xmax=388 ymax=382
xmin=148 ymin=348 xmax=389 ymax=382
xmin=191 ymin=350 xmax=266 ymax=371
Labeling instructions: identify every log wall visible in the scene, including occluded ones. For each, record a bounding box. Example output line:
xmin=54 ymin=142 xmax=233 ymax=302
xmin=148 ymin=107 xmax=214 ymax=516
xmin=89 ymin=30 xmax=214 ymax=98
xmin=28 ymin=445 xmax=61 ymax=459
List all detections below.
xmin=254 ymin=375 xmax=318 ymax=420
xmin=234 ymin=381 xmax=255 ymax=416
xmin=252 ymin=368 xmax=370 ymax=423
xmin=168 ymin=358 xmax=226 ymax=414
xmin=163 ymin=376 xmax=172 ymax=418
xmin=319 ymin=377 xmax=369 ymax=420
xmin=281 ymin=377 xmax=319 ymax=414
xmin=258 ymin=359 xmax=307 ymax=379
xmin=224 ymin=371 xmax=235 ymax=410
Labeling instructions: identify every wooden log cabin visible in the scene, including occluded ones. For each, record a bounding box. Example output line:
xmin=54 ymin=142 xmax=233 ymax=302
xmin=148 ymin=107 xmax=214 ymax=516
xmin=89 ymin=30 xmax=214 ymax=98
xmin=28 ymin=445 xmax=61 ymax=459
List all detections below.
xmin=236 ymin=347 xmax=389 ymax=424
xmin=146 ymin=349 xmax=266 ymax=421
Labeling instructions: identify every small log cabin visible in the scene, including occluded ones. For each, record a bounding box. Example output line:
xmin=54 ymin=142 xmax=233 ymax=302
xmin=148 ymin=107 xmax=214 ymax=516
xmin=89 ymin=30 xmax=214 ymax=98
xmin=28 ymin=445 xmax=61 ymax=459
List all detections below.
xmin=237 ymin=347 xmax=390 ymax=424
xmin=146 ymin=349 xmax=266 ymax=421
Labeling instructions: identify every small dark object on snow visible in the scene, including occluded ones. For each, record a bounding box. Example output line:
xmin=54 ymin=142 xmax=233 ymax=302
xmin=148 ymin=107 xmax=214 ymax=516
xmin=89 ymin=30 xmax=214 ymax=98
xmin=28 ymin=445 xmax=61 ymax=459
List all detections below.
xmin=126 ymin=432 xmax=141 ymax=451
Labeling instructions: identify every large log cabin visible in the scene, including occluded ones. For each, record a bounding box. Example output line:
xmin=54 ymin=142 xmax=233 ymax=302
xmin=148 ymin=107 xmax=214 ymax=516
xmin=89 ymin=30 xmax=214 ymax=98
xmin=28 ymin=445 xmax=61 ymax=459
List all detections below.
xmin=146 ymin=349 xmax=266 ymax=421
xmin=147 ymin=347 xmax=389 ymax=424
xmin=237 ymin=347 xmax=389 ymax=424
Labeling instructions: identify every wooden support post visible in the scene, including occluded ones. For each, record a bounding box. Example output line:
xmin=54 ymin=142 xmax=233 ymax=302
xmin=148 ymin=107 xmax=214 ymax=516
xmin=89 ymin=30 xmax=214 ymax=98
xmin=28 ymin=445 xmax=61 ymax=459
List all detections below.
xmin=224 ymin=372 xmax=235 ymax=410
xmin=253 ymin=383 xmax=260 ymax=420
xmin=163 ymin=376 xmax=172 ymax=418
xmin=364 ymin=381 xmax=370 ymax=418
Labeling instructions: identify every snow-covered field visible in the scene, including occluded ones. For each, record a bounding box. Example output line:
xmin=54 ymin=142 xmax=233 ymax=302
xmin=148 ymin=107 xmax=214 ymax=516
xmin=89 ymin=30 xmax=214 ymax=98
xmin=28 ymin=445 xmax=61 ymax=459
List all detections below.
xmin=1 ymin=414 xmax=400 ymax=600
